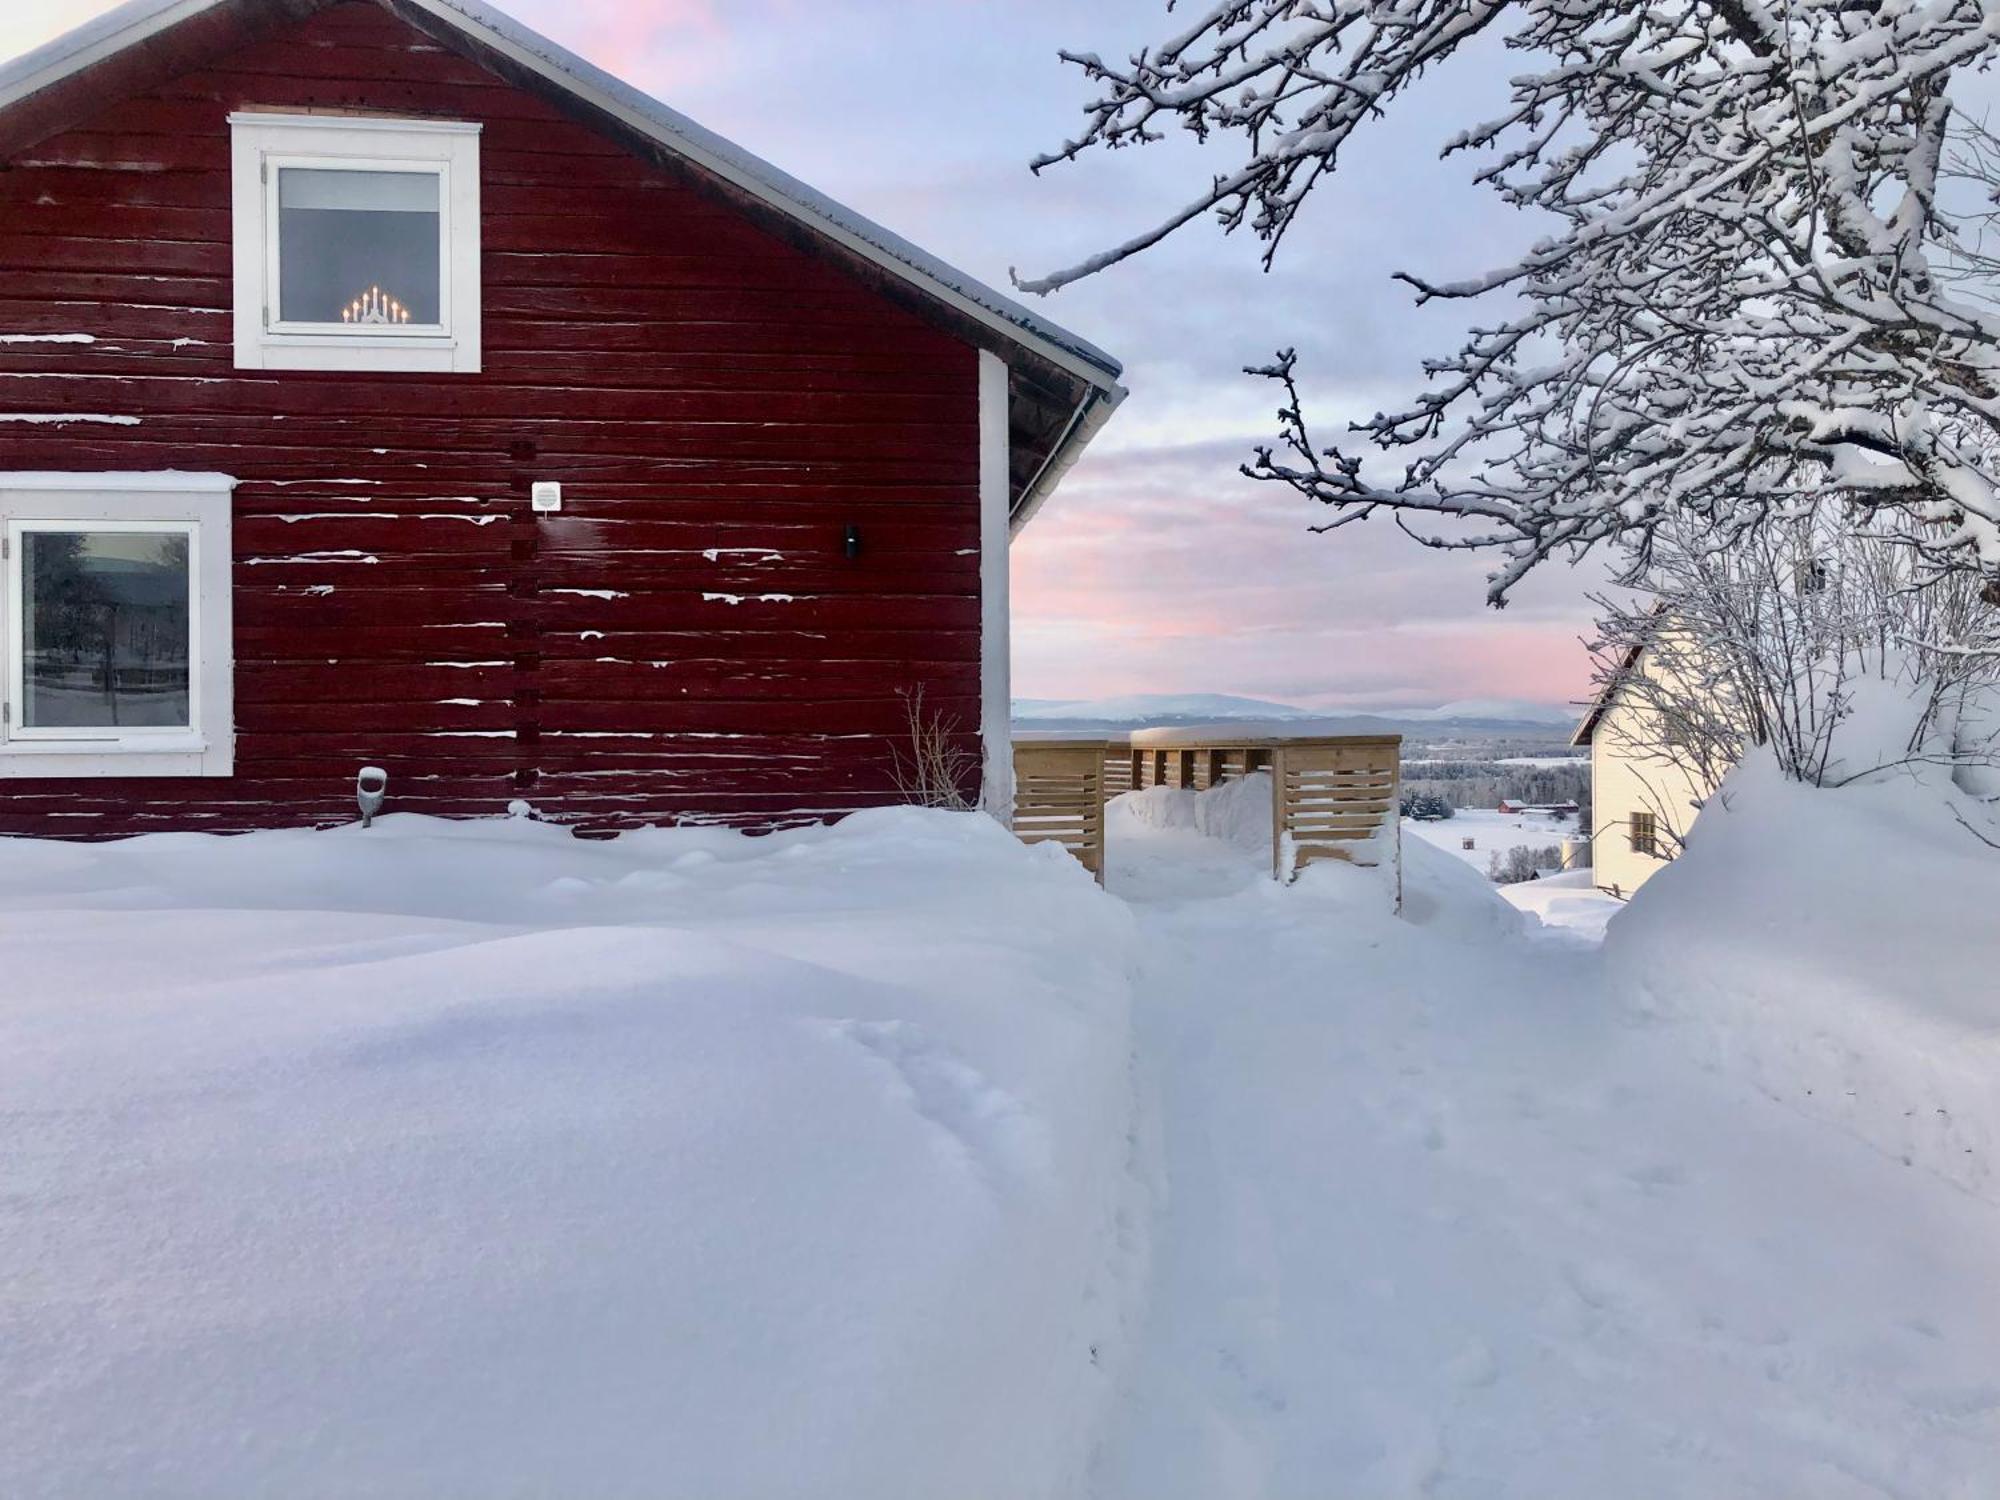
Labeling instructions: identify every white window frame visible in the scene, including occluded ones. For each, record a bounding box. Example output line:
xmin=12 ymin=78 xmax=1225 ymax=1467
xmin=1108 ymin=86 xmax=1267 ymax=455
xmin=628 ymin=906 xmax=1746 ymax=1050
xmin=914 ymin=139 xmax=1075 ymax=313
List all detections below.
xmin=0 ymin=472 xmax=236 ymax=779
xmin=230 ymin=112 xmax=482 ymax=374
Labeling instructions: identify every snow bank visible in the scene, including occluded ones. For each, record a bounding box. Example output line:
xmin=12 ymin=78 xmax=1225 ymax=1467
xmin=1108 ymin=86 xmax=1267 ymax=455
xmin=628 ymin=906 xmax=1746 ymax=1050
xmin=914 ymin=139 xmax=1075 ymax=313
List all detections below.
xmin=1116 ymin=772 xmax=1274 ymax=852
xmin=1500 ymin=867 xmax=1623 ymax=942
xmin=0 ymin=809 xmax=1138 ymax=1499
xmin=1105 ymin=797 xmax=2000 ymax=1497
xmin=1606 ymin=755 xmax=2000 ymax=1197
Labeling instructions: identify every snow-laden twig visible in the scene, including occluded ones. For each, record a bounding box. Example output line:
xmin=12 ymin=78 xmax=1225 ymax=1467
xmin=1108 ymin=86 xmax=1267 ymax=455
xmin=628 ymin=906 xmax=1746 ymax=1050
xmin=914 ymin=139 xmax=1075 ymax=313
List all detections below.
xmin=1030 ymin=0 xmax=2000 ymax=603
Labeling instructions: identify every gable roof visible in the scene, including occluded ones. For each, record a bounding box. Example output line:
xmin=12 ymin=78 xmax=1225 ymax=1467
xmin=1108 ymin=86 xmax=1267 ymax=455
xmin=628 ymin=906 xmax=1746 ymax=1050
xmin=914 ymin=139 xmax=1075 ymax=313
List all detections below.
xmin=1571 ymin=637 xmax=1647 ymax=747
xmin=0 ymin=0 xmax=1126 ymax=524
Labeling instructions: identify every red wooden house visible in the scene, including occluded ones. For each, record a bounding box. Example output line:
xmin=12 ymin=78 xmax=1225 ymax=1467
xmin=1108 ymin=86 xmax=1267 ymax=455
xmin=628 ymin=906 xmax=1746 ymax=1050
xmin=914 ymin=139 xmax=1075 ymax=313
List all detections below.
xmin=0 ymin=0 xmax=1122 ymax=837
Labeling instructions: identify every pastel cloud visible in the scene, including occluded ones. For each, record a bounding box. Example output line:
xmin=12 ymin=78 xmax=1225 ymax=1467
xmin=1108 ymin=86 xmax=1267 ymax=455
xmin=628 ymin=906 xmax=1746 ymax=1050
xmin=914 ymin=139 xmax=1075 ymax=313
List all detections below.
xmin=1013 ymin=436 xmax=1598 ymax=711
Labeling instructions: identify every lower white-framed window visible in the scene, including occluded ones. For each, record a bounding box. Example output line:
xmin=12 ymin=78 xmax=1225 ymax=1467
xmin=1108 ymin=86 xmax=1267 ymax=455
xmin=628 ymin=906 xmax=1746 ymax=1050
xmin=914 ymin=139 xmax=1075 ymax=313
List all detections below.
xmin=0 ymin=472 xmax=236 ymax=778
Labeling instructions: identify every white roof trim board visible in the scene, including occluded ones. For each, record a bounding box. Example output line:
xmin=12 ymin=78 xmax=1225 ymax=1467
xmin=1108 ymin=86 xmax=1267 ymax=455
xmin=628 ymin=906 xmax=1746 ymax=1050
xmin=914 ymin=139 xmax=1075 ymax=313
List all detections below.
xmin=0 ymin=0 xmax=1125 ymax=398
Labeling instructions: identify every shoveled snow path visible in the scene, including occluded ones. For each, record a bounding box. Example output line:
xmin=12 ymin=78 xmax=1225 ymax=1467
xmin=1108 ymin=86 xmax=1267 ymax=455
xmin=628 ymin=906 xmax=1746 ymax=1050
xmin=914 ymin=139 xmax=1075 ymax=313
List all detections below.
xmin=1094 ymin=814 xmax=2000 ymax=1498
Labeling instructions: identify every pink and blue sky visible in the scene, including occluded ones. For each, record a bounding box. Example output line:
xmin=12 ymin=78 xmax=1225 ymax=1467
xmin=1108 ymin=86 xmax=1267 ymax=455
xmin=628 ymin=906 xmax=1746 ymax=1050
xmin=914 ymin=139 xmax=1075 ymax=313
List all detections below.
xmin=5 ymin=0 xmax=1603 ymax=712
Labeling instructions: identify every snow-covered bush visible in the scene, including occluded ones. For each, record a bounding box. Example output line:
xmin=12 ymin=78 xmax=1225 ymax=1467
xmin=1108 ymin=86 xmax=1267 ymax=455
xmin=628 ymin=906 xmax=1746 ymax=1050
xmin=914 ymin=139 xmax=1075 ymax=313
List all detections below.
xmin=1028 ymin=3 xmax=2000 ymax=603
xmin=1399 ymin=791 xmax=1455 ymax=822
xmin=1592 ymin=509 xmax=2000 ymax=791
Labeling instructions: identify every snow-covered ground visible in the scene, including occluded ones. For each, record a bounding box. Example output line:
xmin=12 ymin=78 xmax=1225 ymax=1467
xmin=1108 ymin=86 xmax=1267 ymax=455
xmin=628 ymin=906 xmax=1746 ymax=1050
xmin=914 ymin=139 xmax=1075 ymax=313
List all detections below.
xmin=1098 ymin=787 xmax=2000 ymax=1497
xmin=1606 ymin=757 xmax=2000 ymax=1199
xmin=1405 ymin=806 xmax=1578 ymax=875
xmin=0 ymin=811 xmax=1137 ymax=1499
xmin=4 ymin=771 xmax=1999 ymax=1497
xmin=1499 ymin=866 xmax=1623 ymax=942
xmin=1403 ymin=808 xmax=1623 ymax=941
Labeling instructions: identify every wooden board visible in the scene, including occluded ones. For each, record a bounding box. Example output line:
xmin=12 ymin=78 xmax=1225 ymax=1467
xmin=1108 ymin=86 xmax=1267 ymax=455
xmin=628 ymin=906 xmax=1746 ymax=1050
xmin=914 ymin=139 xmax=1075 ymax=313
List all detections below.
xmin=1010 ymin=740 xmax=1107 ymax=882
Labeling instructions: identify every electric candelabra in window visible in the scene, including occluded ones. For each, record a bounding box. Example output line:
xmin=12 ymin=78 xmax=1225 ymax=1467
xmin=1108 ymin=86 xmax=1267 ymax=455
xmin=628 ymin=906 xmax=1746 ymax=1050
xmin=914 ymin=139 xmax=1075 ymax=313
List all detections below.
xmin=341 ymin=285 xmax=412 ymax=324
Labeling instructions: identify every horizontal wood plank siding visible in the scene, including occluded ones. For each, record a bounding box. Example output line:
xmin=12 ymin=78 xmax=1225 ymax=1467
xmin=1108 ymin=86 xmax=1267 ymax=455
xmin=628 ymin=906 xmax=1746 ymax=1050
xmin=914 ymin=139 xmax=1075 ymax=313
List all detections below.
xmin=0 ymin=0 xmax=981 ymax=837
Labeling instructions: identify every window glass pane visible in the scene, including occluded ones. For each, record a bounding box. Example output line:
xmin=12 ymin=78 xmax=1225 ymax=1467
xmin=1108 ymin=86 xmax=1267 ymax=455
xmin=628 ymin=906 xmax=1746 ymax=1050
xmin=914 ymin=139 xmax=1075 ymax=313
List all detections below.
xmin=278 ymin=168 xmax=441 ymax=325
xmin=21 ymin=531 xmax=191 ymax=730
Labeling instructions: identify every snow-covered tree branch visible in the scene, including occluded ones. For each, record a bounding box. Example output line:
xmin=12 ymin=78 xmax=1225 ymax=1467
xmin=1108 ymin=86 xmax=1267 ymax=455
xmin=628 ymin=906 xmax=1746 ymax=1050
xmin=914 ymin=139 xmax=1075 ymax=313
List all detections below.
xmin=1027 ymin=1 xmax=2000 ymax=604
xmin=1590 ymin=507 xmax=2000 ymax=792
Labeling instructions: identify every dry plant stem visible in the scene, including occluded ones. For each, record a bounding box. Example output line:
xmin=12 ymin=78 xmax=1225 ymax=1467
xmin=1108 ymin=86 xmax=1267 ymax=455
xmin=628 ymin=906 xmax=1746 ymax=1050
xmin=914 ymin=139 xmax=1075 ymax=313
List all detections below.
xmin=890 ymin=685 xmax=977 ymax=811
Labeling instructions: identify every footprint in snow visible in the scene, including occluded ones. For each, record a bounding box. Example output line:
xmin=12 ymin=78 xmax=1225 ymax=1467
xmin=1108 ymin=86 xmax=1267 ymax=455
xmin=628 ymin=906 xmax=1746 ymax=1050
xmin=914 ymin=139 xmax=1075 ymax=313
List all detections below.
xmin=1625 ymin=1161 xmax=1689 ymax=1193
xmin=819 ymin=1018 xmax=1049 ymax=1189
xmin=1444 ymin=1339 xmax=1499 ymax=1389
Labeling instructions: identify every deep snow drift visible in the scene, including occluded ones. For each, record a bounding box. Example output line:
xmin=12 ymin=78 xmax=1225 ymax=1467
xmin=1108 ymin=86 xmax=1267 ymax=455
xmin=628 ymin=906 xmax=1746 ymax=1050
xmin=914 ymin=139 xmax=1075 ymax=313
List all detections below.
xmin=0 ymin=810 xmax=1137 ymax=1500
xmin=1606 ymin=754 xmax=2000 ymax=1198
xmin=1097 ymin=785 xmax=2000 ymax=1498
xmin=5 ymin=773 xmax=2000 ymax=1499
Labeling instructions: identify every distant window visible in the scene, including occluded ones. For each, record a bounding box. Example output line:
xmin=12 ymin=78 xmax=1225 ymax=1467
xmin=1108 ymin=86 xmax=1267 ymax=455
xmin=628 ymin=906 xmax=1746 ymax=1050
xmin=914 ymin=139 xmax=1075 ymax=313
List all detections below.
xmin=1 ymin=473 xmax=235 ymax=778
xmin=230 ymin=114 xmax=481 ymax=373
xmin=1629 ymin=810 xmax=1658 ymax=856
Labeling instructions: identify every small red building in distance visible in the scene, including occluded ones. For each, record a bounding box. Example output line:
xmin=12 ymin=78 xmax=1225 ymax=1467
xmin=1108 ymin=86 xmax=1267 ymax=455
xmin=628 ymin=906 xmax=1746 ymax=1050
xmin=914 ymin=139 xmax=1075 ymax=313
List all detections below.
xmin=0 ymin=0 xmax=1122 ymax=837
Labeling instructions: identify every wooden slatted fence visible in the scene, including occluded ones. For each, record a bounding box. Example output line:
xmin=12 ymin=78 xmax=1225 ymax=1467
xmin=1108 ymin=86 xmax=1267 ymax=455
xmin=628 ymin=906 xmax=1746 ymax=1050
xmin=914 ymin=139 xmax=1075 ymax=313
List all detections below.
xmin=1010 ymin=739 xmax=1108 ymax=882
xmin=1014 ymin=731 xmax=1401 ymax=903
xmin=1270 ymin=738 xmax=1401 ymax=889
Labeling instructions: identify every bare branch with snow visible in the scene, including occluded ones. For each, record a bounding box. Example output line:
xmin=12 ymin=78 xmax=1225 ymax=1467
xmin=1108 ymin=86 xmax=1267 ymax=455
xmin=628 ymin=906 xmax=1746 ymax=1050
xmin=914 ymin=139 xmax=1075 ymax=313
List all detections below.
xmin=1032 ymin=0 xmax=2000 ymax=602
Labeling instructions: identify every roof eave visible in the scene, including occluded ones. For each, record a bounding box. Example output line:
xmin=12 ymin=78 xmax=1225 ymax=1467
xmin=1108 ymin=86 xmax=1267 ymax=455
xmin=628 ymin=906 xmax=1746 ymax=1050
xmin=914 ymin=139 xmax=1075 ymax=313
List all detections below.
xmin=0 ymin=0 xmax=221 ymax=111
xmin=393 ymin=0 xmax=1123 ymax=392
xmin=1011 ymin=381 xmax=1127 ymax=536
xmin=1571 ymin=634 xmax=1649 ymax=746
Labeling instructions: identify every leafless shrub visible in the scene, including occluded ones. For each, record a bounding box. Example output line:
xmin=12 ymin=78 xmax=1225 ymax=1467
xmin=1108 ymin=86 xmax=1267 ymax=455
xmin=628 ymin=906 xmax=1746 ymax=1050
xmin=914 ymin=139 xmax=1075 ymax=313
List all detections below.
xmin=1489 ymin=845 xmax=1562 ymax=886
xmin=889 ymin=685 xmax=977 ymax=811
xmin=1591 ymin=506 xmax=2000 ymax=794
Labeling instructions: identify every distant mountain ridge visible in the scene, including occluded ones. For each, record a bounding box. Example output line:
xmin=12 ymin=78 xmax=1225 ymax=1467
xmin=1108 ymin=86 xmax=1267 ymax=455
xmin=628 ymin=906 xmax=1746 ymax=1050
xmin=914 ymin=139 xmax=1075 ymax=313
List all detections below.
xmin=1403 ymin=698 xmax=1579 ymax=726
xmin=1013 ymin=692 xmax=1316 ymax=723
xmin=1012 ymin=692 xmax=1579 ymax=734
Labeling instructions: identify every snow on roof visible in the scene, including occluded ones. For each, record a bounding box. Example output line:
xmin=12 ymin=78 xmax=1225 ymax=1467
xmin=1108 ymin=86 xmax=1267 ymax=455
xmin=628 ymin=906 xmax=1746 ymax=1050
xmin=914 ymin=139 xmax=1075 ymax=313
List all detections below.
xmin=0 ymin=0 xmax=1124 ymax=394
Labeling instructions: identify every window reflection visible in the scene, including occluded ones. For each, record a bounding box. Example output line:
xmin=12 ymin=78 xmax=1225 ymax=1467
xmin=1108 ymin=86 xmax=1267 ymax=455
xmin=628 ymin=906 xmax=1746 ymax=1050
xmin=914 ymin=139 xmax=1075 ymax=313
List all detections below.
xmin=22 ymin=530 xmax=192 ymax=730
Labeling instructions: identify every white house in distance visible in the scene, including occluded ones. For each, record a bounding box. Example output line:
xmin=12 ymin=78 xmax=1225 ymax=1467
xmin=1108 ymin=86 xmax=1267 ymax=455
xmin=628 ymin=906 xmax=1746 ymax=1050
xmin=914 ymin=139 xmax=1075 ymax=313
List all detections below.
xmin=1571 ymin=638 xmax=1724 ymax=898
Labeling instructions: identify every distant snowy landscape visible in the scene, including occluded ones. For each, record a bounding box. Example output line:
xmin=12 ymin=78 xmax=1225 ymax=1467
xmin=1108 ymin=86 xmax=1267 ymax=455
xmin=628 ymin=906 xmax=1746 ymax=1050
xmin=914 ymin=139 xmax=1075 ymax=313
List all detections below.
xmin=1012 ymin=693 xmax=1580 ymax=728
xmin=1404 ymin=808 xmax=1623 ymax=939
xmin=5 ymin=747 xmax=1999 ymax=1496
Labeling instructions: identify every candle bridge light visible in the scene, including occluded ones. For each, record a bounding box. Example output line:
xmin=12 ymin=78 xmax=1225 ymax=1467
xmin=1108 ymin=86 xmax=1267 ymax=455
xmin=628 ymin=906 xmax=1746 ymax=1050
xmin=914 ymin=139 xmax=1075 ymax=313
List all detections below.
xmin=341 ymin=285 xmax=412 ymax=325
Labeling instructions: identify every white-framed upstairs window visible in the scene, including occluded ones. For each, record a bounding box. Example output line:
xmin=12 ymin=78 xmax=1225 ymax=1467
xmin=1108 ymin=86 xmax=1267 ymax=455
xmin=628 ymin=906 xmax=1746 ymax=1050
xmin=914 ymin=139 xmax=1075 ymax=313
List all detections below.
xmin=0 ymin=473 xmax=236 ymax=779
xmin=230 ymin=113 xmax=482 ymax=374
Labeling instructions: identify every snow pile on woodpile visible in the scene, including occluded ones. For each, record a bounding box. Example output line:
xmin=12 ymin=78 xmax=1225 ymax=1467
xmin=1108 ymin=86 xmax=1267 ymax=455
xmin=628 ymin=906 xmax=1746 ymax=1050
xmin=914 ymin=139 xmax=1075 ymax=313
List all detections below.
xmin=1116 ymin=771 xmax=1275 ymax=852
xmin=0 ymin=809 xmax=1138 ymax=1499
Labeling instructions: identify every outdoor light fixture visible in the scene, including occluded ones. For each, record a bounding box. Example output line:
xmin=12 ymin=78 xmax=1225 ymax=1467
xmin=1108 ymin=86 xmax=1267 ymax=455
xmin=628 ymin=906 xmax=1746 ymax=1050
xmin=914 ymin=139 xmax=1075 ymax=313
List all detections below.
xmin=844 ymin=522 xmax=862 ymax=561
xmin=356 ymin=765 xmax=389 ymax=828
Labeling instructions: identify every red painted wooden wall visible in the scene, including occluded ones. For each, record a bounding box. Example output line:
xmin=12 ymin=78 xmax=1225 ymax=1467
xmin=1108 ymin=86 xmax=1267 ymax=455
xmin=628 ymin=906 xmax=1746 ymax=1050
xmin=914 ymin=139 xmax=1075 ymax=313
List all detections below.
xmin=0 ymin=1 xmax=984 ymax=837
